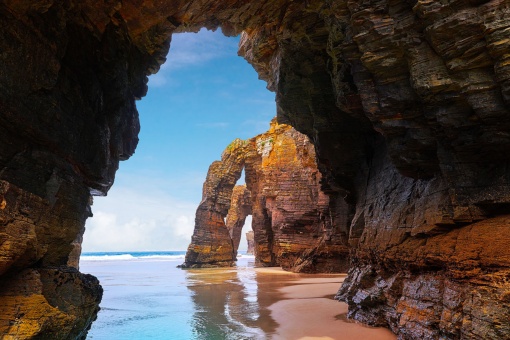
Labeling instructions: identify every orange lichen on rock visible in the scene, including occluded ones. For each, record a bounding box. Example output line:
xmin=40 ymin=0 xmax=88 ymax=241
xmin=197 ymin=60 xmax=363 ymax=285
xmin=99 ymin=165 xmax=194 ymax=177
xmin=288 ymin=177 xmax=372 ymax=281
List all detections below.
xmin=0 ymin=268 xmax=101 ymax=339
xmin=184 ymin=119 xmax=350 ymax=272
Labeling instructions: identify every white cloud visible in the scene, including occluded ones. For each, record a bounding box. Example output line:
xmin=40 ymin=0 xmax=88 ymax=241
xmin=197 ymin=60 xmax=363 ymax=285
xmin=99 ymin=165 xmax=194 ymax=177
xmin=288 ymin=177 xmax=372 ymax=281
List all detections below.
xmin=196 ymin=122 xmax=229 ymax=129
xmin=148 ymin=28 xmax=239 ymax=87
xmin=166 ymin=29 xmax=238 ymax=68
xmin=82 ymin=184 xmax=197 ymax=252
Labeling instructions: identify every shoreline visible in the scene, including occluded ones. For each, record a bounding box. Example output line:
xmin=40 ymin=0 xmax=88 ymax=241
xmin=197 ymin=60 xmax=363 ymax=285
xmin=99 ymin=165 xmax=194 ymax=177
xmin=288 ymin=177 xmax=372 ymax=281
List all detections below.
xmin=80 ymin=255 xmax=396 ymax=339
xmin=256 ymin=268 xmax=396 ymax=340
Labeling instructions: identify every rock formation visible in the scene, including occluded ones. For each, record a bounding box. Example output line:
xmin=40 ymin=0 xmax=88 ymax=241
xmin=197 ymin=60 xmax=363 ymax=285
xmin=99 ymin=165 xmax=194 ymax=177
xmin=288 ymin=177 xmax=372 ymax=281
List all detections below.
xmin=184 ymin=139 xmax=246 ymax=268
xmin=226 ymin=185 xmax=252 ymax=255
xmin=248 ymin=120 xmax=351 ymax=272
xmin=1 ymin=0 xmax=510 ymax=338
xmin=245 ymin=231 xmax=255 ymax=255
xmin=0 ymin=268 xmax=102 ymax=339
xmin=184 ymin=120 xmax=350 ymax=272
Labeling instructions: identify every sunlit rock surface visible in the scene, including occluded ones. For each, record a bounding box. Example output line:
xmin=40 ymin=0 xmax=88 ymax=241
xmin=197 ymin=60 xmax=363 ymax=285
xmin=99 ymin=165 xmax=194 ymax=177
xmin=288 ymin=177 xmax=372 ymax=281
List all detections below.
xmin=184 ymin=139 xmax=246 ymax=268
xmin=184 ymin=120 xmax=350 ymax=272
xmin=1 ymin=0 xmax=510 ymax=338
xmin=0 ymin=268 xmax=101 ymax=339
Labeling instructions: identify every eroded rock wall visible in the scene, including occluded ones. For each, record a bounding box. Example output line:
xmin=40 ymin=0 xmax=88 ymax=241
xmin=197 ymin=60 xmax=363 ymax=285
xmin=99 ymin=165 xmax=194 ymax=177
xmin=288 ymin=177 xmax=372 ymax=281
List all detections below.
xmin=226 ymin=185 xmax=252 ymax=255
xmin=244 ymin=120 xmax=350 ymax=272
xmin=238 ymin=1 xmax=510 ymax=337
xmin=0 ymin=1 xmax=143 ymax=337
xmin=184 ymin=120 xmax=350 ymax=272
xmin=184 ymin=139 xmax=246 ymax=267
xmin=0 ymin=268 xmax=102 ymax=339
xmin=246 ymin=231 xmax=255 ymax=255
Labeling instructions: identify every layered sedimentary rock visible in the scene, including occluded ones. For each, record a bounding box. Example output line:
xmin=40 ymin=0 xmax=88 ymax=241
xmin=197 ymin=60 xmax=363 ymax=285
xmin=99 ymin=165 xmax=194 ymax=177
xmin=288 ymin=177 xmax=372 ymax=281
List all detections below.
xmin=226 ymin=185 xmax=252 ymax=255
xmin=0 ymin=268 xmax=101 ymax=338
xmin=2 ymin=0 xmax=510 ymax=338
xmin=184 ymin=139 xmax=246 ymax=267
xmin=184 ymin=120 xmax=350 ymax=272
xmin=246 ymin=231 xmax=255 ymax=255
xmin=245 ymin=121 xmax=350 ymax=272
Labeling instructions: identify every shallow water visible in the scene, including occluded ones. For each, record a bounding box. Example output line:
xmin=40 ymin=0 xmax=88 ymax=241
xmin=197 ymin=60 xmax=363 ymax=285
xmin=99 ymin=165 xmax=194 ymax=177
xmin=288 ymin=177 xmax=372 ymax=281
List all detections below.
xmin=80 ymin=253 xmax=291 ymax=339
xmin=81 ymin=254 xmax=195 ymax=339
xmin=80 ymin=252 xmax=393 ymax=340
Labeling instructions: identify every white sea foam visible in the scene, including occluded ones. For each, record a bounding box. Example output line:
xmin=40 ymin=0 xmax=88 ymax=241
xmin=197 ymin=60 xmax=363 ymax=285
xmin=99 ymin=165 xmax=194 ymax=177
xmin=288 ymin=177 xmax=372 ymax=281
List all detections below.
xmin=81 ymin=252 xmax=252 ymax=262
xmin=80 ymin=254 xmax=186 ymax=262
xmin=81 ymin=254 xmax=137 ymax=261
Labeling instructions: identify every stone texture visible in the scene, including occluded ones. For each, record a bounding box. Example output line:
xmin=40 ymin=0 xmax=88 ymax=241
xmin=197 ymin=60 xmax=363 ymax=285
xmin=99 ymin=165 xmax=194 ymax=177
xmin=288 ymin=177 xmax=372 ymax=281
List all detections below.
xmin=1 ymin=0 xmax=510 ymax=338
xmin=226 ymin=185 xmax=252 ymax=255
xmin=184 ymin=120 xmax=350 ymax=272
xmin=0 ymin=268 xmax=102 ymax=339
xmin=184 ymin=139 xmax=246 ymax=268
xmin=245 ymin=120 xmax=350 ymax=272
xmin=246 ymin=231 xmax=255 ymax=255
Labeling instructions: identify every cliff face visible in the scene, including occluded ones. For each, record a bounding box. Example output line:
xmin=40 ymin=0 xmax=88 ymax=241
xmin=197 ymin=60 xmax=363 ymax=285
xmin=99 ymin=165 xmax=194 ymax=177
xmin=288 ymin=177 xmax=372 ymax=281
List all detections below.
xmin=246 ymin=121 xmax=351 ymax=272
xmin=1 ymin=0 xmax=510 ymax=338
xmin=0 ymin=179 xmax=102 ymax=338
xmin=184 ymin=139 xmax=246 ymax=267
xmin=184 ymin=120 xmax=350 ymax=272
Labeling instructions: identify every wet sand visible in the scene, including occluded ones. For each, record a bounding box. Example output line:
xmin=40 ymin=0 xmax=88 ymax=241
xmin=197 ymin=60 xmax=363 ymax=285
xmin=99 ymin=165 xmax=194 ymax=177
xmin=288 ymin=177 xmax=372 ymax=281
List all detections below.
xmin=256 ymin=268 xmax=397 ymax=340
xmin=82 ymin=256 xmax=396 ymax=339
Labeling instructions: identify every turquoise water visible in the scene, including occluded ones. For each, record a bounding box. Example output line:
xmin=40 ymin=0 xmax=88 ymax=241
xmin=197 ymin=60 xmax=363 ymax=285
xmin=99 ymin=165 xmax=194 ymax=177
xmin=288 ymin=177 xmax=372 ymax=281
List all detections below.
xmin=80 ymin=251 xmax=271 ymax=340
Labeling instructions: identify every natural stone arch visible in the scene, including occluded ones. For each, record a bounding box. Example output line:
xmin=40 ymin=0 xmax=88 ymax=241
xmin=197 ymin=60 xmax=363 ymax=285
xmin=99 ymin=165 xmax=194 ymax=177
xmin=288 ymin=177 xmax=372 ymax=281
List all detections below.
xmin=184 ymin=119 xmax=351 ymax=272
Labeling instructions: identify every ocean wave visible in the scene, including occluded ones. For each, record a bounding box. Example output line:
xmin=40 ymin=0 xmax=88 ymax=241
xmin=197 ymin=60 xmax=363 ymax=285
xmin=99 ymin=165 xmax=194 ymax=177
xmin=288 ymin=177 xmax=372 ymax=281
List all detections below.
xmin=80 ymin=253 xmax=186 ymax=262
xmin=80 ymin=252 xmax=253 ymax=262
xmin=141 ymin=255 xmax=186 ymax=260
xmin=81 ymin=254 xmax=137 ymax=261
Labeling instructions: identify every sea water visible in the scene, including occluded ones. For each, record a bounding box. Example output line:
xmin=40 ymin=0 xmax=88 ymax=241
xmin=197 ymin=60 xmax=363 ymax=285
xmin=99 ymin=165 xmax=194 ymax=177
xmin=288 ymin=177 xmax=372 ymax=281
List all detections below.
xmin=80 ymin=251 xmax=279 ymax=340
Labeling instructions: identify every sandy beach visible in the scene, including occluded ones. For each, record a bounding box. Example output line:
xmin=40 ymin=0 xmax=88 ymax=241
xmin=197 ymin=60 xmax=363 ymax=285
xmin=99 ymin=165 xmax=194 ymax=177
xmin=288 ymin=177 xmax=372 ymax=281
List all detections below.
xmin=81 ymin=255 xmax=397 ymax=339
xmin=257 ymin=268 xmax=396 ymax=340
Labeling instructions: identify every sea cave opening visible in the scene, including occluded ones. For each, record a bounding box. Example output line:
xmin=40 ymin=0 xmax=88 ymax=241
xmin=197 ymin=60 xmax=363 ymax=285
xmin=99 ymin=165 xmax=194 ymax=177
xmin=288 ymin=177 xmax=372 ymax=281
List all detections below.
xmin=80 ymin=28 xmax=273 ymax=254
xmin=78 ymin=27 xmax=355 ymax=339
xmin=78 ymin=28 xmax=279 ymax=338
xmin=1 ymin=1 xmax=508 ymax=338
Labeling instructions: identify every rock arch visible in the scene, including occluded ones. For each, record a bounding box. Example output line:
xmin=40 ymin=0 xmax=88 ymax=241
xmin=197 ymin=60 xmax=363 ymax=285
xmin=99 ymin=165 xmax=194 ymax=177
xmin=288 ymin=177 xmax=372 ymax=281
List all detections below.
xmin=183 ymin=120 xmax=350 ymax=272
xmin=183 ymin=119 xmax=349 ymax=272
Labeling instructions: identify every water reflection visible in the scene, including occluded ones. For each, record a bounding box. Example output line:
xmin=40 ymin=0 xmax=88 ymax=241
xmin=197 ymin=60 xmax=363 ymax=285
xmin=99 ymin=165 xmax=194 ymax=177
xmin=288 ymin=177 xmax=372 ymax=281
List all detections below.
xmin=185 ymin=259 xmax=299 ymax=339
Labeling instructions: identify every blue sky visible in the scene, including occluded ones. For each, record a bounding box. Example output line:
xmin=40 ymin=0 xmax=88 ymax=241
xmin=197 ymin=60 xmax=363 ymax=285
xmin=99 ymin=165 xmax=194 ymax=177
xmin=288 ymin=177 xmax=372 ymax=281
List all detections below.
xmin=81 ymin=29 xmax=275 ymax=252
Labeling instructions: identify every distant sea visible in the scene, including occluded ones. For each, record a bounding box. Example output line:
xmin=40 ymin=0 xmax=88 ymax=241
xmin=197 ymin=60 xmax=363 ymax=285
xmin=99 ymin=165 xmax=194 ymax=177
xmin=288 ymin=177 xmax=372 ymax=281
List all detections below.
xmin=80 ymin=251 xmax=273 ymax=340
xmin=81 ymin=250 xmax=188 ymax=262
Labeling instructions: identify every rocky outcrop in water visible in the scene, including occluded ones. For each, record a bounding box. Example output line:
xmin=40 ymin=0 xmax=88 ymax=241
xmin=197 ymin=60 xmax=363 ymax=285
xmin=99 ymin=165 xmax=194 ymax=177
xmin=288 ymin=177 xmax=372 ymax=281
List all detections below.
xmin=1 ymin=0 xmax=510 ymax=338
xmin=184 ymin=139 xmax=246 ymax=267
xmin=184 ymin=120 xmax=350 ymax=272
